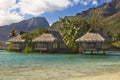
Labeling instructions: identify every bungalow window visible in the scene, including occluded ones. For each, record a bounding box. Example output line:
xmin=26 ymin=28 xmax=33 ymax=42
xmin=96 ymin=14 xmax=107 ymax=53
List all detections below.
xmin=53 ymin=42 xmax=58 ymax=48
xmin=60 ymin=42 xmax=65 ymax=48
xmin=36 ymin=43 xmax=42 ymax=48
xmin=43 ymin=42 xmax=48 ymax=48
xmin=96 ymin=42 xmax=102 ymax=49
xmin=12 ymin=43 xmax=19 ymax=47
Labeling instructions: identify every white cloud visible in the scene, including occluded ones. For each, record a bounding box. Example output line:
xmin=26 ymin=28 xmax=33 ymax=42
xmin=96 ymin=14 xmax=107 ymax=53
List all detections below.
xmin=0 ymin=0 xmax=111 ymax=26
xmin=73 ymin=0 xmax=80 ymax=4
xmin=18 ymin=0 xmax=71 ymax=16
xmin=0 ymin=0 xmax=23 ymax=26
xmin=0 ymin=0 xmax=72 ymax=26
xmin=92 ymin=0 xmax=98 ymax=5
xmin=73 ymin=0 xmax=98 ymax=5
xmin=81 ymin=0 xmax=91 ymax=6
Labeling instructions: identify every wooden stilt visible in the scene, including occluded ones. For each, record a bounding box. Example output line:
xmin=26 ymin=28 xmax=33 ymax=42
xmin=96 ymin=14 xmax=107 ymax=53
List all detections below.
xmin=81 ymin=51 xmax=83 ymax=54
xmin=84 ymin=50 xmax=86 ymax=54
xmin=40 ymin=51 xmax=42 ymax=53
xmin=91 ymin=50 xmax=93 ymax=55
xmin=79 ymin=48 xmax=83 ymax=54
xmin=79 ymin=49 xmax=82 ymax=54
xmin=103 ymin=50 xmax=105 ymax=55
xmin=97 ymin=50 xmax=99 ymax=54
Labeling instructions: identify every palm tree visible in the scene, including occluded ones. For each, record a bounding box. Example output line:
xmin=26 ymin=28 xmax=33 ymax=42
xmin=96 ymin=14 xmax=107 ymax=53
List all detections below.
xmin=57 ymin=17 xmax=89 ymax=52
xmin=88 ymin=8 xmax=104 ymax=29
xmin=9 ymin=29 xmax=17 ymax=38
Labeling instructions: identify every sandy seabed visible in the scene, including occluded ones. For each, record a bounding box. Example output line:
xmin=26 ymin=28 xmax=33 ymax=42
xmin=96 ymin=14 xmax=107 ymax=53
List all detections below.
xmin=66 ymin=72 xmax=120 ymax=80
xmin=1 ymin=52 xmax=120 ymax=80
xmin=0 ymin=67 xmax=120 ymax=80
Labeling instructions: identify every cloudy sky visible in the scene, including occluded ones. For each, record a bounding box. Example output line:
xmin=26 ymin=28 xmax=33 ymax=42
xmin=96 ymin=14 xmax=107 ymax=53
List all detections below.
xmin=0 ymin=0 xmax=111 ymax=26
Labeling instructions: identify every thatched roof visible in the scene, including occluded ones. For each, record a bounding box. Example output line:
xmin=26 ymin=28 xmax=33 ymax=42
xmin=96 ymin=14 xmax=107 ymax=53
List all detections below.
xmin=32 ymin=29 xmax=63 ymax=42
xmin=76 ymin=28 xmax=112 ymax=42
xmin=7 ymin=35 xmax=25 ymax=42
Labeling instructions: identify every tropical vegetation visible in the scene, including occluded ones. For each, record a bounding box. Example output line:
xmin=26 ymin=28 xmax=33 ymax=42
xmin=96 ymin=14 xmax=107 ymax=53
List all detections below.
xmin=52 ymin=17 xmax=90 ymax=52
xmin=6 ymin=0 xmax=120 ymax=53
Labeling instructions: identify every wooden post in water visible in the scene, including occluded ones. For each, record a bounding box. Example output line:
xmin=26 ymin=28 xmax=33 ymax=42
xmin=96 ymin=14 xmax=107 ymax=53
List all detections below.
xmin=84 ymin=50 xmax=86 ymax=54
xmin=79 ymin=48 xmax=83 ymax=54
xmin=97 ymin=50 xmax=99 ymax=54
xmin=91 ymin=50 xmax=93 ymax=55
xmin=103 ymin=50 xmax=105 ymax=55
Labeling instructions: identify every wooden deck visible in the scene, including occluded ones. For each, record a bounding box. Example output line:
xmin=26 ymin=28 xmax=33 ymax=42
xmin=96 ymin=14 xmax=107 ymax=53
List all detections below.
xmin=79 ymin=49 xmax=107 ymax=54
xmin=11 ymin=46 xmax=20 ymax=49
xmin=35 ymin=47 xmax=48 ymax=50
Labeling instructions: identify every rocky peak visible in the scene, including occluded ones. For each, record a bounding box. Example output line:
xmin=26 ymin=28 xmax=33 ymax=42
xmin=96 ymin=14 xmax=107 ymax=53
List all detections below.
xmin=76 ymin=0 xmax=120 ymax=18
xmin=0 ymin=17 xmax=49 ymax=41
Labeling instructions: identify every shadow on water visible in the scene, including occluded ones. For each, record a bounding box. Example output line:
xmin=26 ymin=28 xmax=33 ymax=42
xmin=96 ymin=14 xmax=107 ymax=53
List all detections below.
xmin=1 ymin=51 xmax=120 ymax=61
xmin=108 ymin=53 xmax=120 ymax=56
xmin=0 ymin=51 xmax=120 ymax=70
xmin=106 ymin=51 xmax=120 ymax=56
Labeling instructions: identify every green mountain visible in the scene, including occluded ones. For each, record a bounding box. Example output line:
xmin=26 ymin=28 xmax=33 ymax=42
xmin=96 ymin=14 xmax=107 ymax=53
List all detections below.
xmin=76 ymin=0 xmax=120 ymax=34
xmin=76 ymin=0 xmax=120 ymax=18
xmin=103 ymin=12 xmax=120 ymax=34
xmin=52 ymin=0 xmax=120 ymax=34
xmin=0 ymin=17 xmax=49 ymax=41
xmin=51 ymin=0 xmax=120 ymax=49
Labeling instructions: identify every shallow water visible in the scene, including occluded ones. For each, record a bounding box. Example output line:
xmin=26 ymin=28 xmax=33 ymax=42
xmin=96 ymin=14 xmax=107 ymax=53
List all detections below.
xmin=0 ymin=51 xmax=120 ymax=80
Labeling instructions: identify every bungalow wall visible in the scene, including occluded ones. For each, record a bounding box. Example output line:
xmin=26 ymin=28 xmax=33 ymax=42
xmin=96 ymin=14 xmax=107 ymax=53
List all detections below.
xmin=78 ymin=42 xmax=102 ymax=51
xmin=10 ymin=42 xmax=25 ymax=51
xmin=33 ymin=41 xmax=65 ymax=52
xmin=77 ymin=42 xmax=111 ymax=53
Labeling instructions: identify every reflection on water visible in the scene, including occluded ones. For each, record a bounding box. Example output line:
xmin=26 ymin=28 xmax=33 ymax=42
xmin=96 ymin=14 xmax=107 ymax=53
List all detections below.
xmin=0 ymin=51 xmax=120 ymax=80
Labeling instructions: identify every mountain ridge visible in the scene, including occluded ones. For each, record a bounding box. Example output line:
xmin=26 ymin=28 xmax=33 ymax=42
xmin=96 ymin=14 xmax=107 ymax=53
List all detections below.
xmin=52 ymin=0 xmax=120 ymax=34
xmin=0 ymin=17 xmax=49 ymax=41
xmin=76 ymin=0 xmax=120 ymax=18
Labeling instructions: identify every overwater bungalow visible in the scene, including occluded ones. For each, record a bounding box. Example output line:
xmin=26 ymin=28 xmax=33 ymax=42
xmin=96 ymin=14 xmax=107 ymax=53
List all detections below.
xmin=6 ymin=35 xmax=25 ymax=51
xmin=32 ymin=29 xmax=65 ymax=53
xmin=0 ymin=41 xmax=6 ymax=50
xmin=76 ymin=28 xmax=112 ymax=54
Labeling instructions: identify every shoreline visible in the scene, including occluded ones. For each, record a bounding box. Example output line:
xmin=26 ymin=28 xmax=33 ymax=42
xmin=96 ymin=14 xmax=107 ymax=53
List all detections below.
xmin=65 ymin=72 xmax=120 ymax=80
xmin=0 ymin=67 xmax=120 ymax=80
xmin=0 ymin=52 xmax=120 ymax=80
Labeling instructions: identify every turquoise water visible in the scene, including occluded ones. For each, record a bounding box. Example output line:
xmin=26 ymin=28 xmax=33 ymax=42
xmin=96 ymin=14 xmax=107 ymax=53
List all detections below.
xmin=0 ymin=51 xmax=120 ymax=80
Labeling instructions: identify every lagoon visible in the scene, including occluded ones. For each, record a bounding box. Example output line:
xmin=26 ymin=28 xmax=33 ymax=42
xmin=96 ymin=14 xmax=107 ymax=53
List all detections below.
xmin=0 ymin=51 xmax=120 ymax=80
